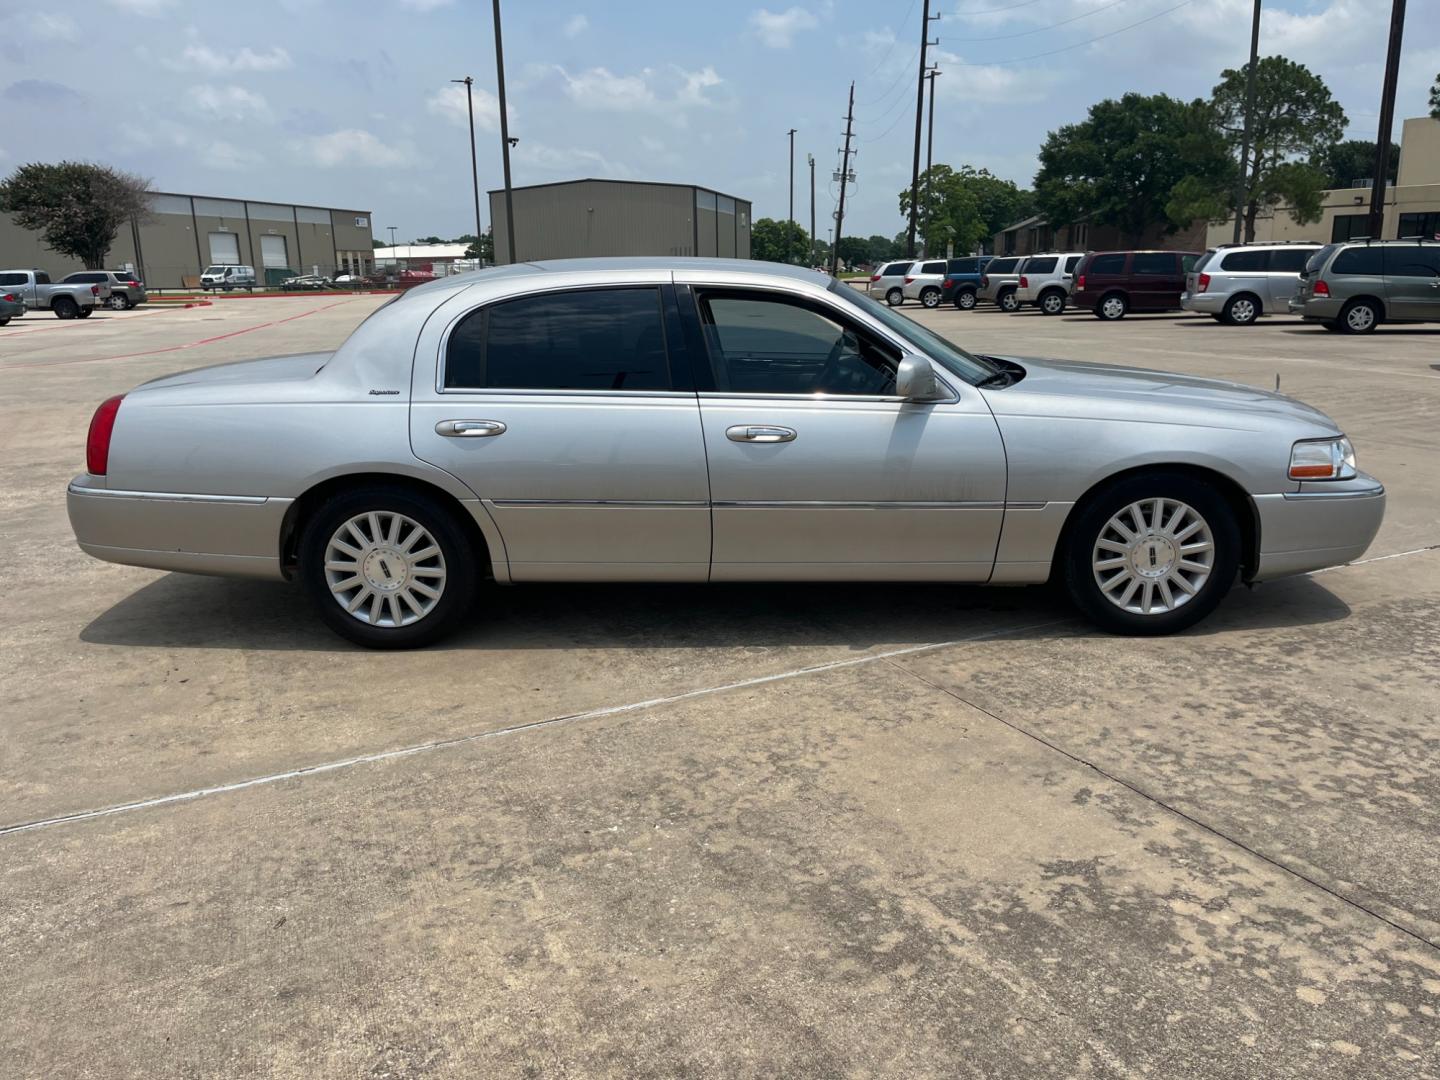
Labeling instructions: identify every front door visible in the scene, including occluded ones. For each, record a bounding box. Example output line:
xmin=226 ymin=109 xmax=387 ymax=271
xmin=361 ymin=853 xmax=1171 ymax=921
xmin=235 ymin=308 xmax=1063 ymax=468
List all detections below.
xmin=680 ymin=283 xmax=1007 ymax=581
xmin=409 ymin=280 xmax=712 ymax=582
xmin=1383 ymin=244 xmax=1440 ymax=321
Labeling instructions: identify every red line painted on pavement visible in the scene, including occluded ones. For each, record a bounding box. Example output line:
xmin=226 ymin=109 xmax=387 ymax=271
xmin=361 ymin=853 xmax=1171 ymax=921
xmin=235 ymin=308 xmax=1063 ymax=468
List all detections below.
xmin=1 ymin=298 xmax=359 ymax=370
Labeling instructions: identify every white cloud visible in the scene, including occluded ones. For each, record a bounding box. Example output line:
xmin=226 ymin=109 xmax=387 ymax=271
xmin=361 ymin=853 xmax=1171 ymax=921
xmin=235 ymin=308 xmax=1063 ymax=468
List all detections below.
xmin=297 ymin=129 xmax=408 ymax=168
xmin=169 ymin=42 xmax=293 ymax=74
xmin=513 ymin=141 xmax=630 ymax=178
xmin=202 ymin=140 xmax=262 ymax=170
xmin=188 ymin=85 xmax=271 ymax=121
xmin=425 ymin=83 xmax=510 ymax=132
xmin=749 ymin=6 xmax=819 ymax=49
xmin=31 ymin=14 xmax=79 ymax=42
xmin=562 ymin=14 xmax=589 ymax=38
xmin=552 ymin=65 xmax=724 ymax=123
xmin=677 ymin=67 xmax=723 ymax=108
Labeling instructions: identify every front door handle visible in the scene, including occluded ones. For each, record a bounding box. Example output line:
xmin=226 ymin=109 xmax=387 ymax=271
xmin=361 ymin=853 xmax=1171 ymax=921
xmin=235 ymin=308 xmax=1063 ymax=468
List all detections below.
xmin=435 ymin=419 xmax=507 ymax=437
xmin=726 ymin=424 xmax=797 ymax=443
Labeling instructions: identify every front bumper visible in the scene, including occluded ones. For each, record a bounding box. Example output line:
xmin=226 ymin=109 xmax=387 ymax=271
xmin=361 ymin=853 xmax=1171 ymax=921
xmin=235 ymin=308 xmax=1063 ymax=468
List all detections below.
xmin=67 ymin=476 xmax=291 ymax=580
xmin=1180 ymin=292 xmax=1225 ymax=313
xmin=1249 ymin=473 xmax=1386 ymax=581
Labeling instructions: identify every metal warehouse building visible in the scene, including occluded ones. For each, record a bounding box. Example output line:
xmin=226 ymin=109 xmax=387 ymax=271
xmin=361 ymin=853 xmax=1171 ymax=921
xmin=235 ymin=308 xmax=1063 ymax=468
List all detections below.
xmin=1 ymin=191 xmax=375 ymax=290
xmin=489 ymin=179 xmax=751 ymax=263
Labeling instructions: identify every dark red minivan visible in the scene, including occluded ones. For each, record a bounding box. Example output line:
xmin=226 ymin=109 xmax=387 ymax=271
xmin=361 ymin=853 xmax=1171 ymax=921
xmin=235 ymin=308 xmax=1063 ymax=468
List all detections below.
xmin=1071 ymin=250 xmax=1201 ymax=320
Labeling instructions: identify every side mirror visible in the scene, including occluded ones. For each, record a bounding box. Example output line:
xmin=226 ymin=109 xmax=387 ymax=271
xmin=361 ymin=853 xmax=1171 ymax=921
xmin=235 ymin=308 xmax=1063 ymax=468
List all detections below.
xmin=895 ymin=353 xmax=945 ymax=401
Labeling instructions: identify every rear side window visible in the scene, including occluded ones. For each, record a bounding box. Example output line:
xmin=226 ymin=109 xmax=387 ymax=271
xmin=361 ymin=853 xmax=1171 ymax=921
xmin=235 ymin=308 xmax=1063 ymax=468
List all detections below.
xmin=1024 ymin=257 xmax=1057 ymax=274
xmin=949 ymin=258 xmax=979 ymax=274
xmin=1193 ymin=251 xmax=1216 ymax=272
xmin=444 ymin=287 xmax=671 ymax=391
xmin=1331 ymin=247 xmax=1384 ymax=275
xmin=1132 ymin=253 xmax=1175 ymax=275
xmin=1219 ymin=249 xmax=1269 ymax=272
xmin=921 ymin=261 xmax=946 ymax=274
xmin=1064 ymin=255 xmax=1082 ymax=272
xmin=64 ymin=272 xmax=103 ymax=283
xmin=1087 ymin=253 xmax=1126 ymax=275
xmin=1268 ymin=248 xmax=1317 ymax=273
xmin=1304 ymin=245 xmax=1338 ymax=275
xmin=882 ymin=262 xmax=912 ymax=277
xmin=1385 ymin=245 xmax=1440 ymax=277
xmin=986 ymin=258 xmax=1019 ymax=274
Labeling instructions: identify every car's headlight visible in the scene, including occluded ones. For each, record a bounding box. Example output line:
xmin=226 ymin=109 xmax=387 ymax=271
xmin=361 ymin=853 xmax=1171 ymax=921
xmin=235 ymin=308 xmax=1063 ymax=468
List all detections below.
xmin=1289 ymin=436 xmax=1356 ymax=481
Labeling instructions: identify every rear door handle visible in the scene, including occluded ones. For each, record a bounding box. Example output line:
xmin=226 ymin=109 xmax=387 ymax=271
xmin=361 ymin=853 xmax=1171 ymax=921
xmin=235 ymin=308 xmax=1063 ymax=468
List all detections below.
xmin=726 ymin=424 xmax=796 ymax=443
xmin=435 ymin=419 xmax=507 ymax=437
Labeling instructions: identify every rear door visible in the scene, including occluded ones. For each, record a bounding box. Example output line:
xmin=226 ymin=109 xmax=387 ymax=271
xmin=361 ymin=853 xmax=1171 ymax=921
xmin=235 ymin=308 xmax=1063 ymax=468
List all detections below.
xmin=1131 ymin=252 xmax=1179 ymax=310
xmin=409 ymin=277 xmax=713 ymax=582
xmin=1218 ymin=248 xmax=1269 ymax=308
xmin=1383 ymin=244 xmax=1440 ymax=320
xmin=1265 ymin=247 xmax=1315 ymax=308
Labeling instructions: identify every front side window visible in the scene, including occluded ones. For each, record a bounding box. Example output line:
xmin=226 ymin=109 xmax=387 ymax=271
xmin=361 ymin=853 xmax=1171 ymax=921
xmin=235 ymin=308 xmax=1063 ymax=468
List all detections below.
xmin=1384 ymin=245 xmax=1440 ymax=277
xmin=444 ymin=287 xmax=671 ymax=391
xmin=1087 ymin=253 xmax=1126 ymax=275
xmin=35 ymin=271 xmax=51 ymax=285
xmin=987 ymin=257 xmax=1019 ymax=274
xmin=1269 ymin=248 xmax=1317 ymax=273
xmin=1024 ymin=257 xmax=1058 ymax=274
xmin=826 ymin=280 xmax=998 ymax=385
xmin=1220 ymin=249 xmax=1269 ymax=272
xmin=1132 ymin=252 xmax=1175 ymax=275
xmin=696 ymin=289 xmax=898 ymax=396
xmin=1331 ymin=246 xmax=1384 ymax=275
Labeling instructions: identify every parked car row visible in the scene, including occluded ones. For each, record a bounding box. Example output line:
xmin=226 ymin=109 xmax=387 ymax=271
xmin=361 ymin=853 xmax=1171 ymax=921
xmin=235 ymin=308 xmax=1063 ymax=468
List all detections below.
xmin=864 ymin=238 xmax=1440 ymax=332
xmin=0 ymin=269 xmax=117 ymax=321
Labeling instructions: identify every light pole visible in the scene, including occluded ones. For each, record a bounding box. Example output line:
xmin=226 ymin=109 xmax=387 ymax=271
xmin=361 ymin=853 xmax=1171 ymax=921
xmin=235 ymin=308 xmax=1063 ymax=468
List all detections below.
xmin=1368 ymin=0 xmax=1406 ymax=240
xmin=1231 ymin=0 xmax=1261 ymax=243
xmin=807 ymin=153 xmax=816 ymax=267
xmin=451 ymin=76 xmax=485 ymax=264
xmin=787 ymin=128 xmax=797 ymax=264
xmin=923 ymin=67 xmax=941 ymax=256
xmin=491 ymin=0 xmax=517 ymax=264
xmin=387 ymin=225 xmax=397 ymax=248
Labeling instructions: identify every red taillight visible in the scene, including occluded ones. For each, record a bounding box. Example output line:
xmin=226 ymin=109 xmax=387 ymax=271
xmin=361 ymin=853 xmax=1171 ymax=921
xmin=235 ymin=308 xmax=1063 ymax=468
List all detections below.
xmin=1018 ymin=275 xmax=1029 ymax=288
xmin=2 ymin=293 xmax=14 ymax=302
xmin=870 ymin=274 xmax=881 ymax=282
xmin=1197 ymin=273 xmax=1210 ymax=293
xmin=941 ymin=279 xmax=954 ymax=289
xmin=86 ymin=395 xmax=124 ymax=475
xmin=904 ymin=276 xmax=915 ymax=284
xmin=1076 ymin=274 xmax=1086 ymax=290
xmin=1314 ymin=279 xmax=1330 ymax=297
xmin=980 ymin=275 xmax=989 ymax=287
xmin=91 ymin=285 xmax=100 ymax=296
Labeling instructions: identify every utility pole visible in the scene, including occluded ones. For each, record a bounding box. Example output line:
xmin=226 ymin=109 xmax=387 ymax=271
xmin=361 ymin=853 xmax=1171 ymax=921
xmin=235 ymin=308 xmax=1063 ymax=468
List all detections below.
xmin=923 ymin=66 xmax=941 ymax=257
xmin=808 ymin=153 xmax=816 ymax=266
xmin=787 ymin=128 xmax=797 ymax=265
xmin=491 ymin=0 xmax=517 ymax=263
xmin=906 ymin=0 xmax=940 ymax=258
xmin=1368 ymin=0 xmax=1406 ymax=240
xmin=1231 ymin=0 xmax=1262 ymax=244
xmin=451 ymin=76 xmax=485 ymax=263
xmin=831 ymin=82 xmax=855 ymax=278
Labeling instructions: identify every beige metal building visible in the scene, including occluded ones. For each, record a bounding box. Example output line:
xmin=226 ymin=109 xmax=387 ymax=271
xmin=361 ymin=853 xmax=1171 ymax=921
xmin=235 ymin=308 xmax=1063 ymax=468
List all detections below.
xmin=489 ymin=179 xmax=751 ymax=263
xmin=1 ymin=190 xmax=374 ymax=290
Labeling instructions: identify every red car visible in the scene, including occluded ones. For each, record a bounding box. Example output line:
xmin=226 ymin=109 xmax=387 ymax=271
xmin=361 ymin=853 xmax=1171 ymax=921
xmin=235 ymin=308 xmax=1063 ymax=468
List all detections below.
xmin=1071 ymin=250 xmax=1201 ymax=321
xmin=396 ymin=269 xmax=438 ymax=288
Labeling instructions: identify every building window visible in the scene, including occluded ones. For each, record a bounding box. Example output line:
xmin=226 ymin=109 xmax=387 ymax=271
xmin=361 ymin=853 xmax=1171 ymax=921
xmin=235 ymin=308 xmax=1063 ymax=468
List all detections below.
xmin=1331 ymin=214 xmax=1369 ymax=242
xmin=354 ymin=216 xmax=369 ymax=227
xmin=1398 ymin=212 xmax=1440 ymax=240
xmin=1003 ymin=232 xmax=1016 ymax=255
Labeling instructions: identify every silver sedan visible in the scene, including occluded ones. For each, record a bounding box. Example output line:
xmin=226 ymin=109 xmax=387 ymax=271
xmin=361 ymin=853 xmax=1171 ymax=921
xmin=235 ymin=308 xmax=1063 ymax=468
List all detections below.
xmin=68 ymin=258 xmax=1385 ymax=647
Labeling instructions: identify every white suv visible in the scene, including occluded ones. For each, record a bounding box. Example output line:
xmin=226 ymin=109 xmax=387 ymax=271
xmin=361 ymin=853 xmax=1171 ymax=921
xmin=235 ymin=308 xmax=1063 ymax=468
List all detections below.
xmin=867 ymin=260 xmax=915 ymax=306
xmin=1014 ymin=252 xmax=1085 ymax=315
xmin=1182 ymin=243 xmax=1322 ymax=325
xmin=901 ymin=259 xmax=949 ymax=308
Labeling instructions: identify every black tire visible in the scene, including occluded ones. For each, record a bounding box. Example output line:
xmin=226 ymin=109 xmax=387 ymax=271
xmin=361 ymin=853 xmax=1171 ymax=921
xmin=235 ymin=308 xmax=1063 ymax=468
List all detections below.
xmin=109 ymin=293 xmax=131 ymax=311
xmin=1095 ymin=292 xmax=1128 ymax=320
xmin=1063 ymin=471 xmax=1239 ymax=636
xmin=299 ymin=486 xmax=478 ymax=649
xmin=53 ymin=296 xmax=79 ymax=319
xmin=1337 ymin=298 xmax=1380 ymax=334
xmin=997 ymin=287 xmax=1020 ymax=313
xmin=920 ymin=287 xmax=941 ymax=309
xmin=1320 ymin=320 xmax=1343 ymax=332
xmin=1222 ymin=293 xmax=1261 ymax=326
xmin=954 ymin=288 xmax=977 ymax=310
xmin=885 ymin=287 xmax=903 ymax=306
xmin=0 ymin=317 xmax=9 ymax=326
xmin=1038 ymin=288 xmax=1066 ymax=316
xmin=75 ymin=307 xmax=93 ymax=318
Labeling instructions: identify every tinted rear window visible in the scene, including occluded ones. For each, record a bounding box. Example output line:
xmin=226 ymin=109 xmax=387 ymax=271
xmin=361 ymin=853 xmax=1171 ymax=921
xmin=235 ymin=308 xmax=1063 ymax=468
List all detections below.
xmin=881 ymin=262 xmax=911 ymax=276
xmin=921 ymin=261 xmax=946 ymax=274
xmin=948 ymin=258 xmax=980 ymax=274
xmin=986 ymin=258 xmax=1019 ymax=273
xmin=1304 ymin=245 xmax=1338 ymax=275
xmin=0 ymin=272 xmax=26 ymax=286
xmin=1087 ymin=253 xmax=1126 ymax=275
xmin=1331 ymin=247 xmax=1384 ymax=275
xmin=1132 ymin=253 xmax=1176 ymax=275
xmin=1064 ymin=255 xmax=1082 ymax=271
xmin=1193 ymin=251 xmax=1216 ymax=272
xmin=1024 ymin=257 xmax=1057 ymax=273
xmin=1267 ymin=248 xmax=1316 ymax=273
xmin=1219 ymin=249 xmax=1268 ymax=272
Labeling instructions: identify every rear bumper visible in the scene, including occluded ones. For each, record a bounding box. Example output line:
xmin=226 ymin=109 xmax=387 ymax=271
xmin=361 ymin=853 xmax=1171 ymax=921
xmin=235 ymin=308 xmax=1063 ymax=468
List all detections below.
xmin=1250 ymin=475 xmax=1385 ymax=581
xmin=1296 ymin=297 xmax=1343 ymax=320
xmin=1180 ymin=292 xmax=1225 ymax=313
xmin=67 ymin=476 xmax=290 ymax=580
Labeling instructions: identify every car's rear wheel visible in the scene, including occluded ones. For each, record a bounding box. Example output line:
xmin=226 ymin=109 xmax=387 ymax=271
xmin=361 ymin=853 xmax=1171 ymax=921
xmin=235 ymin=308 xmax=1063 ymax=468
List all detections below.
xmin=1320 ymin=320 xmax=1342 ymax=332
xmin=1039 ymin=289 xmax=1066 ymax=315
xmin=886 ymin=287 xmax=903 ymax=306
xmin=997 ymin=288 xmax=1020 ymax=313
xmin=109 ymin=294 xmax=131 ymax=311
xmin=53 ymin=296 xmax=79 ymax=319
xmin=1063 ymin=472 xmax=1238 ymax=635
xmin=75 ymin=307 xmax=93 ymax=319
xmin=300 ymin=487 xmax=477 ymax=648
xmin=954 ymin=288 xmax=977 ymax=310
xmin=1095 ymin=292 xmax=1128 ymax=320
xmin=0 ymin=317 xmax=9 ymax=326
xmin=1338 ymin=298 xmax=1380 ymax=334
xmin=1222 ymin=293 xmax=1260 ymax=325
xmin=920 ymin=287 xmax=941 ymax=309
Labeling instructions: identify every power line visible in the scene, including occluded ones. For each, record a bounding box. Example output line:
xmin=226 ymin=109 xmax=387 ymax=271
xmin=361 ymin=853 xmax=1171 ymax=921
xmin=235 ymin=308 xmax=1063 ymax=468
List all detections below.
xmin=944 ymin=0 xmax=1199 ymax=66
xmin=948 ymin=0 xmax=1048 ymax=16
xmin=856 ymin=44 xmax=923 ymax=109
xmin=858 ymin=77 xmax=919 ymax=130
xmin=860 ymin=0 xmax=920 ymax=79
xmin=953 ymin=0 xmax=1130 ymax=42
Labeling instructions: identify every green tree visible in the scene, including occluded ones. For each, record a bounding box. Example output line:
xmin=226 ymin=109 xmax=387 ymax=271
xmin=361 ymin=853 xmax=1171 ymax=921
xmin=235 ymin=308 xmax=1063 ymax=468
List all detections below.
xmin=1035 ymin=93 xmax=1233 ymax=246
xmin=454 ymin=231 xmax=493 ymax=263
xmin=1209 ymin=56 xmax=1346 ymax=242
xmin=1430 ymin=73 xmax=1440 ymax=120
xmin=750 ymin=217 xmax=810 ymax=263
xmin=1311 ymin=139 xmax=1399 ymax=189
xmin=415 ymin=234 xmax=444 ymax=244
xmin=900 ymin=165 xmax=1032 ymax=256
xmin=0 ymin=161 xmax=151 ymax=269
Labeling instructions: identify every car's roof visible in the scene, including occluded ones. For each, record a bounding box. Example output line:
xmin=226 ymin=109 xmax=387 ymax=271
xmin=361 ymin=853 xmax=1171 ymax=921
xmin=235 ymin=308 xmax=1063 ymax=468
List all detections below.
xmin=401 ymin=256 xmax=832 ymax=298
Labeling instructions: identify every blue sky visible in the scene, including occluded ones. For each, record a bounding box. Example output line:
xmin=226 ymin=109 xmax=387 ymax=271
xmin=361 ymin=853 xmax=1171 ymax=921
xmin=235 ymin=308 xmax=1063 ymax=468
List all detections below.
xmin=2 ymin=0 xmax=1436 ymax=244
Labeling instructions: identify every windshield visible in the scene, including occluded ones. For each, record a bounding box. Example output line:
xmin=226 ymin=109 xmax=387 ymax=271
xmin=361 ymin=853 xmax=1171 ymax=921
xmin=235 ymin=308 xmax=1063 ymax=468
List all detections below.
xmin=1303 ymin=245 xmax=1337 ymax=276
xmin=203 ymin=266 xmax=227 ymax=275
xmin=827 ymin=279 xmax=998 ymax=384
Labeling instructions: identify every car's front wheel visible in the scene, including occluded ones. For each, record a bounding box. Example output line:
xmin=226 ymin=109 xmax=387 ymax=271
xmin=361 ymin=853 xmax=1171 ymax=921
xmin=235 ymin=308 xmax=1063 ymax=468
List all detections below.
xmin=300 ymin=487 xmax=477 ymax=648
xmin=1063 ymin=472 xmax=1238 ymax=635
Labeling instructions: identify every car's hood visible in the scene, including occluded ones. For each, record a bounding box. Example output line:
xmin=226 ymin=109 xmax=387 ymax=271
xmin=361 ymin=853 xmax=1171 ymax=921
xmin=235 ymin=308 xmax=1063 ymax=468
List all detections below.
xmin=981 ymin=355 xmax=1339 ymax=432
xmin=135 ymin=352 xmax=332 ymax=392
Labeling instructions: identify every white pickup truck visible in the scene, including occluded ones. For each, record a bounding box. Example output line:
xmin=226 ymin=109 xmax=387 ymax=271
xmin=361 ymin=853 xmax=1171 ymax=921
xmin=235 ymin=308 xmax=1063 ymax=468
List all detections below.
xmin=0 ymin=269 xmax=105 ymax=319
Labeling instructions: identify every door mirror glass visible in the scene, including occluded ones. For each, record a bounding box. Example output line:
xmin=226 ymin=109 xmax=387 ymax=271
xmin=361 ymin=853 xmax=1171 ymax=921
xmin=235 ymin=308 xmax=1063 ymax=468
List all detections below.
xmin=895 ymin=353 xmax=944 ymax=401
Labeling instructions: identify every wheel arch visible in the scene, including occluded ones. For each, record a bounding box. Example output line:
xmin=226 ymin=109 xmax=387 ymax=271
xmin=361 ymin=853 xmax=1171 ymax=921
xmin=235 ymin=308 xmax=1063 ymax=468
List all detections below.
xmin=1047 ymin=463 xmax=1259 ymax=584
xmin=279 ymin=471 xmax=503 ymax=583
xmin=1341 ymin=294 xmax=1386 ymax=318
xmin=1226 ymin=290 xmax=1264 ymax=314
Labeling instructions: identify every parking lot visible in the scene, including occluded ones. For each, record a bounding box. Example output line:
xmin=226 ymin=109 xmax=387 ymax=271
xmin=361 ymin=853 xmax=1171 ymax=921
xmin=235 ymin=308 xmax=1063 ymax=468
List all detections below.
xmin=2 ymin=296 xmax=1437 ymax=1077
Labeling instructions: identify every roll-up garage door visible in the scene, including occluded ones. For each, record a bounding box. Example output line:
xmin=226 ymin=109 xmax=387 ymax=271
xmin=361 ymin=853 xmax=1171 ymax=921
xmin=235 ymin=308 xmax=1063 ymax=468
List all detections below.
xmin=208 ymin=232 xmax=241 ymax=264
xmin=260 ymin=234 xmax=289 ymax=269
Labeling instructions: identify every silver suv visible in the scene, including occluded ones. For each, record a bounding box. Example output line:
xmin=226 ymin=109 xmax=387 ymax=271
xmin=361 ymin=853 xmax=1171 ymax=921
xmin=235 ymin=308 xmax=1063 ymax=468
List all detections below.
xmin=977 ymin=256 xmax=1023 ymax=311
xmin=1014 ymin=252 xmax=1085 ymax=315
xmin=1291 ymin=239 xmax=1440 ymax=333
xmin=1182 ymin=243 xmax=1320 ymax=325
xmin=867 ymin=260 xmax=915 ymax=306
xmin=902 ymin=259 xmax=949 ymax=308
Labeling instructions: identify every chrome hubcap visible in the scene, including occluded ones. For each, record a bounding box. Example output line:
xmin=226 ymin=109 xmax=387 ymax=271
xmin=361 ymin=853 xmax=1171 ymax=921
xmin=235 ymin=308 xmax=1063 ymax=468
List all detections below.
xmin=1102 ymin=297 xmax=1124 ymax=318
xmin=924 ymin=292 xmax=939 ymax=307
xmin=324 ymin=511 xmax=446 ymax=627
xmin=1093 ymin=498 xmax=1214 ymax=616
xmin=1231 ymin=298 xmax=1255 ymax=322
xmin=1347 ymin=304 xmax=1374 ymax=330
xmin=1043 ymin=294 xmax=1064 ymax=313
xmin=959 ymin=292 xmax=975 ymax=308
xmin=1001 ymin=292 xmax=1017 ymax=310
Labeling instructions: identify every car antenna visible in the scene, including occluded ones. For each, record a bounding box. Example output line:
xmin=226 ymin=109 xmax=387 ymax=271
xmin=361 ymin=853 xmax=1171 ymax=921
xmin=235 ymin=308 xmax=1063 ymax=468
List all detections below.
xmin=1275 ymin=373 xmax=1280 ymax=392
